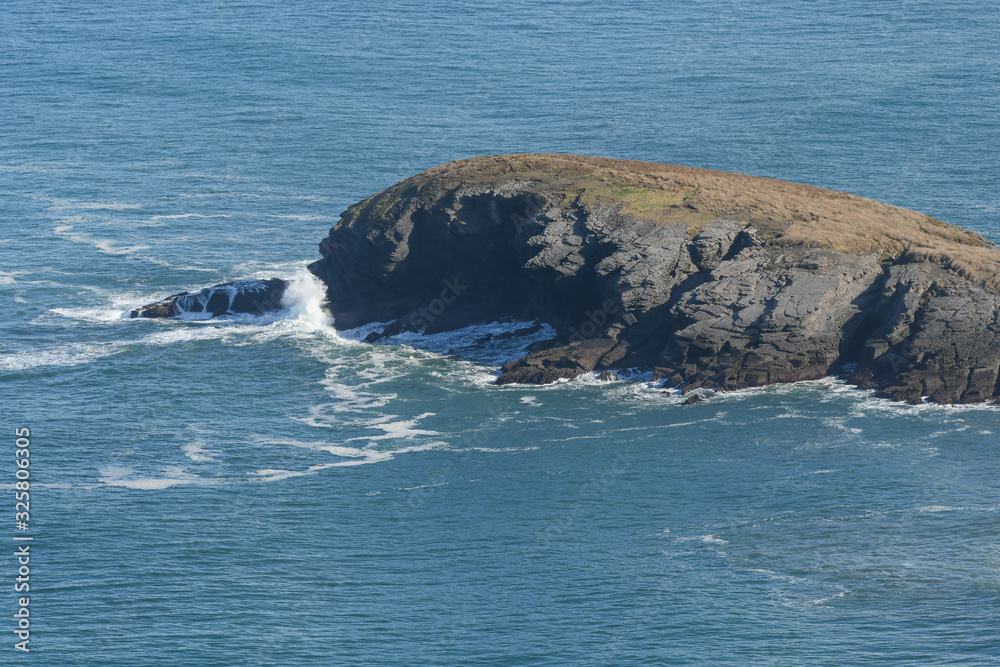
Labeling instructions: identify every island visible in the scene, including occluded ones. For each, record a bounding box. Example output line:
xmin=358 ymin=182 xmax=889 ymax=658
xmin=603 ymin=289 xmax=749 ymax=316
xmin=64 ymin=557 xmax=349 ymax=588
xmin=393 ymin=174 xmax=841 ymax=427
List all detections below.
xmin=133 ymin=154 xmax=1000 ymax=405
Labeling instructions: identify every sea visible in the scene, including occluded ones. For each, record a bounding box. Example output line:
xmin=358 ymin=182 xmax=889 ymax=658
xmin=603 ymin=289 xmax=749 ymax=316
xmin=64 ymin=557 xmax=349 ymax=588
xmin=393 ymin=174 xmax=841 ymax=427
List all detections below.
xmin=2 ymin=1 xmax=999 ymax=664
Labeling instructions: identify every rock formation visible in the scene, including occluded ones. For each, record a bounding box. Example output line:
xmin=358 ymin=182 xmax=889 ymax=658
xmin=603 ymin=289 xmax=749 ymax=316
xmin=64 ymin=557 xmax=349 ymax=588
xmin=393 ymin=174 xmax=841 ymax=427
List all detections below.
xmin=131 ymin=279 xmax=287 ymax=319
xmin=306 ymin=154 xmax=1000 ymax=404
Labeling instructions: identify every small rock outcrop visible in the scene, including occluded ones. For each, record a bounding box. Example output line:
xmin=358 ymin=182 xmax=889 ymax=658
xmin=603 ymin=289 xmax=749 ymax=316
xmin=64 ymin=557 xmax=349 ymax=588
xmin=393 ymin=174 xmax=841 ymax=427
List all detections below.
xmin=307 ymin=154 xmax=1000 ymax=404
xmin=131 ymin=279 xmax=288 ymax=319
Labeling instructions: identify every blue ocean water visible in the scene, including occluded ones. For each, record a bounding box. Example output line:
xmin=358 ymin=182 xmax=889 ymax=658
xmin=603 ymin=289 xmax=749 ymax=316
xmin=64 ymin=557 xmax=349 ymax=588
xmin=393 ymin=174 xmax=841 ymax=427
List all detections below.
xmin=2 ymin=1 xmax=1000 ymax=663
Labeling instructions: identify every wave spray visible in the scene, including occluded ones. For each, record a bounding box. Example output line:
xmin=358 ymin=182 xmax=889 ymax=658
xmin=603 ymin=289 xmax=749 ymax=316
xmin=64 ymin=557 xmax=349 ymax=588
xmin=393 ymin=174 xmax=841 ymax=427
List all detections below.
xmin=281 ymin=268 xmax=336 ymax=333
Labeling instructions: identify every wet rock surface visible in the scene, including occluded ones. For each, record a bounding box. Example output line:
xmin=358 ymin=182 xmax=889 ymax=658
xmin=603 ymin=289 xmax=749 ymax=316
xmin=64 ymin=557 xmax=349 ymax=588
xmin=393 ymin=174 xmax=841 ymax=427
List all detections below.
xmin=131 ymin=279 xmax=288 ymax=319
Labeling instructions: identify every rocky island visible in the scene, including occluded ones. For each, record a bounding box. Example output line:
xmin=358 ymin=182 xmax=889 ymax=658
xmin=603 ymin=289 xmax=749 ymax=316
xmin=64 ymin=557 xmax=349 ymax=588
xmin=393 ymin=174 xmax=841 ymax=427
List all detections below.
xmin=135 ymin=154 xmax=1000 ymax=405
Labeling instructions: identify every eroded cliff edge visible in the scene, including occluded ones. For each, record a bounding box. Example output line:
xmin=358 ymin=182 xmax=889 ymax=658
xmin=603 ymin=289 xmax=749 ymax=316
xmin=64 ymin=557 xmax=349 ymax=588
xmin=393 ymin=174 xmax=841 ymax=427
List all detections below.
xmin=308 ymin=154 xmax=1000 ymax=404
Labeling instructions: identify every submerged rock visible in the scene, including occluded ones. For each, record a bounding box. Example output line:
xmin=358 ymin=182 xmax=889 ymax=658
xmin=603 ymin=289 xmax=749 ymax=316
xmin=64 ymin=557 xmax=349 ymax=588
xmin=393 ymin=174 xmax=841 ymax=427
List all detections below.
xmin=514 ymin=323 xmax=544 ymax=337
xmin=131 ymin=279 xmax=288 ymax=319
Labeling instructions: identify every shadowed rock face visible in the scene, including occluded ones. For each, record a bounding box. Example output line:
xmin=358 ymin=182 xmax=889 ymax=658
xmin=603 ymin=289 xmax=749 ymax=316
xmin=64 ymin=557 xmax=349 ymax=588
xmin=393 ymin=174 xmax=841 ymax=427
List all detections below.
xmin=131 ymin=279 xmax=288 ymax=319
xmin=306 ymin=153 xmax=999 ymax=404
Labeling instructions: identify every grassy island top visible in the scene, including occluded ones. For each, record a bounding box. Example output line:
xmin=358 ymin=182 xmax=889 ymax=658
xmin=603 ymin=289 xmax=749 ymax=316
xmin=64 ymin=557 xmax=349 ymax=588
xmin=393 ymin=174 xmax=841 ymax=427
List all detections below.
xmin=342 ymin=154 xmax=1000 ymax=290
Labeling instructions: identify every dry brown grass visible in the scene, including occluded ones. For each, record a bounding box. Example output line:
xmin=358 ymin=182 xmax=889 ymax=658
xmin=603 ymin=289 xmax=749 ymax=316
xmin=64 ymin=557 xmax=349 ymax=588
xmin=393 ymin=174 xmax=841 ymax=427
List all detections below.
xmin=346 ymin=153 xmax=1000 ymax=291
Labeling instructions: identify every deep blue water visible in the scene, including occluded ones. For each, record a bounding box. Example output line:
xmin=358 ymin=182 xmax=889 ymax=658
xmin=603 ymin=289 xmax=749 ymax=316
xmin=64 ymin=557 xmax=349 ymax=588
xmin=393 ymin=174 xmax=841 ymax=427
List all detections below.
xmin=2 ymin=1 xmax=1000 ymax=664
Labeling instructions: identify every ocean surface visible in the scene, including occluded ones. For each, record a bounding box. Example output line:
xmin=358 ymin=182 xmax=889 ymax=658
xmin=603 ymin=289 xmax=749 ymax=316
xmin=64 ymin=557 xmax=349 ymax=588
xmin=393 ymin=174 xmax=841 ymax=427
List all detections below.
xmin=2 ymin=1 xmax=999 ymax=664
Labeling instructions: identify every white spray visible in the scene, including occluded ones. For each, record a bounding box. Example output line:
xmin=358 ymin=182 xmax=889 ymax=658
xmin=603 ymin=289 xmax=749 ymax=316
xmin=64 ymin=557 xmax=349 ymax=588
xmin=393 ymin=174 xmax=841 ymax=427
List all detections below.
xmin=281 ymin=268 xmax=337 ymax=333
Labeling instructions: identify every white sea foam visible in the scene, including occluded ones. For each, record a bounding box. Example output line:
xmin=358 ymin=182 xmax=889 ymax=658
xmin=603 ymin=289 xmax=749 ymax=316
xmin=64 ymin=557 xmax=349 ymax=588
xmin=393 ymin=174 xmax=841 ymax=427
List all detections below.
xmin=675 ymin=534 xmax=728 ymax=545
xmin=141 ymin=327 xmax=231 ymax=345
xmin=0 ymin=342 xmax=122 ymax=372
xmin=177 ymin=192 xmax=262 ymax=199
xmin=340 ymin=413 xmax=441 ymax=443
xmin=48 ymin=307 xmax=130 ymax=323
xmin=99 ymin=465 xmax=212 ymax=490
xmin=0 ymin=270 xmax=31 ymax=285
xmin=353 ymin=359 xmax=417 ymax=386
xmin=803 ymin=591 xmax=847 ymax=605
xmin=249 ymin=467 xmax=332 ymax=482
xmin=53 ymin=221 xmax=151 ymax=255
xmin=822 ymin=416 xmax=863 ymax=434
xmin=913 ymin=504 xmax=997 ymax=513
xmin=181 ymin=440 xmax=220 ymax=463
xmin=181 ymin=172 xmax=252 ymax=181
xmin=247 ymin=438 xmax=449 ymax=482
xmin=467 ymin=446 xmax=540 ymax=452
xmin=398 ymin=482 xmax=449 ymax=491
xmin=45 ymin=198 xmax=142 ymax=211
xmin=323 ymin=377 xmax=396 ymax=409
xmin=150 ymin=213 xmax=231 ymax=221
xmin=0 ymin=324 xmax=239 ymax=372
xmin=174 ymin=310 xmax=215 ymax=321
xmin=262 ymin=214 xmax=333 ymax=221
xmin=747 ymin=566 xmax=850 ymax=608
xmin=293 ymin=396 xmax=390 ymax=428
xmin=851 ymin=393 xmax=999 ymax=415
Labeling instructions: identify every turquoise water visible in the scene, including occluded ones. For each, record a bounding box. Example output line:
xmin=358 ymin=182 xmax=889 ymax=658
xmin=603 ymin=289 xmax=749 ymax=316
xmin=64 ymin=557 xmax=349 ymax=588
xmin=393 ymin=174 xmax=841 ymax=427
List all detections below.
xmin=3 ymin=1 xmax=1000 ymax=664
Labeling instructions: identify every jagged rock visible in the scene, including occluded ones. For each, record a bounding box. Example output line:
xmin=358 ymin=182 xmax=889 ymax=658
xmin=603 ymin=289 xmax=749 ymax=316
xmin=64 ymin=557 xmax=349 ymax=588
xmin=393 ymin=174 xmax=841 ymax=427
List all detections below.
xmin=599 ymin=371 xmax=619 ymax=382
xmin=849 ymin=367 xmax=878 ymax=391
xmin=131 ymin=279 xmax=288 ymax=319
xmin=132 ymin=300 xmax=174 ymax=318
xmin=689 ymin=222 xmax=749 ymax=271
xmin=295 ymin=154 xmax=1000 ymax=404
xmin=496 ymin=338 xmax=619 ymax=385
xmin=525 ymin=338 xmax=561 ymax=353
xmin=681 ymin=394 xmax=704 ymax=406
xmin=514 ymin=323 xmax=544 ymax=337
xmin=652 ymin=248 xmax=883 ymax=391
xmin=379 ymin=319 xmax=411 ymax=338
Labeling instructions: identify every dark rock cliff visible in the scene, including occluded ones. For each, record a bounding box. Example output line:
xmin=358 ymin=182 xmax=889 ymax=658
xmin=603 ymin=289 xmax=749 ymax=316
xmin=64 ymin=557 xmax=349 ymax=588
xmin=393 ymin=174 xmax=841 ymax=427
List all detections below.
xmin=308 ymin=154 xmax=1000 ymax=404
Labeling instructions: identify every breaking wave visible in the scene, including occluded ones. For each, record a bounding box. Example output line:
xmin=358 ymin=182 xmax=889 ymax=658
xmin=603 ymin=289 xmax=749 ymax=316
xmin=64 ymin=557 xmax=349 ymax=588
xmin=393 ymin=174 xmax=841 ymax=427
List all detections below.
xmin=281 ymin=268 xmax=335 ymax=332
